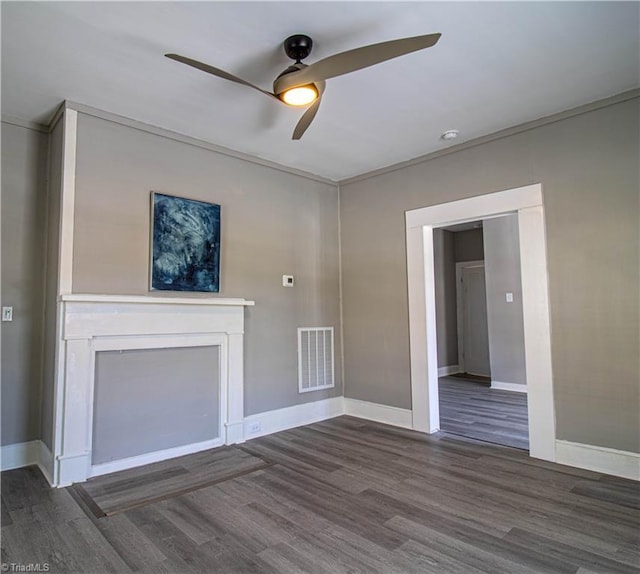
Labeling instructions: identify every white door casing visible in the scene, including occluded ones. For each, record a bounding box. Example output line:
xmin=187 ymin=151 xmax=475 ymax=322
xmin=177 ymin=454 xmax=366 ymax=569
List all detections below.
xmin=405 ymin=184 xmax=556 ymax=461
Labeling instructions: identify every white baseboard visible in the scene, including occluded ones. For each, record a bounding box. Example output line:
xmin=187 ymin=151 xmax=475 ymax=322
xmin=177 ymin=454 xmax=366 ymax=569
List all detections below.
xmin=491 ymin=380 xmax=528 ymax=393
xmin=438 ymin=365 xmax=460 ymax=377
xmin=344 ymin=398 xmax=413 ymax=429
xmin=0 ymin=440 xmax=54 ymax=485
xmin=556 ymin=440 xmax=640 ymax=481
xmin=89 ymin=437 xmax=224 ymax=478
xmin=8 ymin=407 xmax=635 ymax=486
xmin=244 ymin=396 xmax=344 ymax=439
xmin=0 ymin=440 xmax=41 ymax=471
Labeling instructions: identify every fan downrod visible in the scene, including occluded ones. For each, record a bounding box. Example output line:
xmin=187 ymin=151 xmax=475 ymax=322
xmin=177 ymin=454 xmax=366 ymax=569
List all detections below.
xmin=284 ymin=34 xmax=313 ymax=62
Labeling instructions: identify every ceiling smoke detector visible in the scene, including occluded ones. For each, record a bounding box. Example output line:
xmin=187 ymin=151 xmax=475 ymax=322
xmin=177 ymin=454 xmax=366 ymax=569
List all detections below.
xmin=441 ymin=129 xmax=459 ymax=140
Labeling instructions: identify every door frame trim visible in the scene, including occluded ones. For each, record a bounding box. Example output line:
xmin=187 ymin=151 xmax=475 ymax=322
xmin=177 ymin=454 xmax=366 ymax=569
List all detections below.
xmin=405 ymin=183 xmax=556 ymax=461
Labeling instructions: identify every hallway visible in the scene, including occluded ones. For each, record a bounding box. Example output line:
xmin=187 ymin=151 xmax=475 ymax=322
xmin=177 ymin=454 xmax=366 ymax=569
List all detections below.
xmin=438 ymin=375 xmax=529 ymax=450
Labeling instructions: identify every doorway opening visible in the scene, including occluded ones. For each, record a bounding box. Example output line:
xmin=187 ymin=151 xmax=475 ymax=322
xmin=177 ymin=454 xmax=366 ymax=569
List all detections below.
xmin=405 ymin=184 xmax=555 ymax=462
xmin=456 ymin=258 xmax=491 ymax=379
xmin=433 ymin=218 xmax=529 ymax=450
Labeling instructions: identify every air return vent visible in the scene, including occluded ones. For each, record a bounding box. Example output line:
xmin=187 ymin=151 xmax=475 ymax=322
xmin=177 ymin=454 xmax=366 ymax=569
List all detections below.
xmin=298 ymin=327 xmax=335 ymax=393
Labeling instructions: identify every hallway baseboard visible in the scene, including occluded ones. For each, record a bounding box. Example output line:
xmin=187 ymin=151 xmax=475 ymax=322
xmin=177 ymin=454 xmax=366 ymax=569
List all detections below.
xmin=438 ymin=365 xmax=460 ymax=377
xmin=491 ymin=380 xmax=528 ymax=393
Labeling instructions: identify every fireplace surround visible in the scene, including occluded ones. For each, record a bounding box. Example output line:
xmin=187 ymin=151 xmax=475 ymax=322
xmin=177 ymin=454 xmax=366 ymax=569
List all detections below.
xmin=52 ymin=294 xmax=254 ymax=486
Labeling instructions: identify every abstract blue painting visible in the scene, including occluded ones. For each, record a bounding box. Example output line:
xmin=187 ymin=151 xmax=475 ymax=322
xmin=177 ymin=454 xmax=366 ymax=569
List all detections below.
xmin=151 ymin=193 xmax=221 ymax=292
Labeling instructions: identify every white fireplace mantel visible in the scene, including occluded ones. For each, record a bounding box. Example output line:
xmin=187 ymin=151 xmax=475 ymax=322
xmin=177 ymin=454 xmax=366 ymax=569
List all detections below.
xmin=60 ymin=294 xmax=255 ymax=306
xmin=52 ymin=294 xmax=254 ymax=487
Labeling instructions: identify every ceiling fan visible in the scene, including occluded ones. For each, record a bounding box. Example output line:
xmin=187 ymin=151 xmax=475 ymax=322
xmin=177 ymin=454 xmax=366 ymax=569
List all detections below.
xmin=165 ymin=32 xmax=441 ymax=140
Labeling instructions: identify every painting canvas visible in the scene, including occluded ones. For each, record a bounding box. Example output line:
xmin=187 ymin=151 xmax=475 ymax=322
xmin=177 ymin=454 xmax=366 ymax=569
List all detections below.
xmin=151 ymin=192 xmax=221 ymax=292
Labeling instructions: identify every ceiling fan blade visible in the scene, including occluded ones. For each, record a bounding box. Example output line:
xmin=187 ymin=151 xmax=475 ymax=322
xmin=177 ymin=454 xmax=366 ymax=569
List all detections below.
xmin=292 ymin=97 xmax=321 ymax=140
xmin=277 ymin=33 xmax=441 ymax=92
xmin=165 ymin=54 xmax=279 ymax=101
xmin=292 ymin=81 xmax=325 ymax=140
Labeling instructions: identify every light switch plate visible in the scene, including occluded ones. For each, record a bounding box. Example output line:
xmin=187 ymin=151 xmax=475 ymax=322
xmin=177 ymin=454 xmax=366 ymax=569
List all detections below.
xmin=282 ymin=275 xmax=294 ymax=287
xmin=2 ymin=306 xmax=13 ymax=321
xmin=505 ymin=292 xmax=514 ymax=303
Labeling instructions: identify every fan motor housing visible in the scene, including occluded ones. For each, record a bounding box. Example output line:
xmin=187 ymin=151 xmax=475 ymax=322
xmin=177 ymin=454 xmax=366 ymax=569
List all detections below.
xmin=284 ymin=34 xmax=313 ymax=62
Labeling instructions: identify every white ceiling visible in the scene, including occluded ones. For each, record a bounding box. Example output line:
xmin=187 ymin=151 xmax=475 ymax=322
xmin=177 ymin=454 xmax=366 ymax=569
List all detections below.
xmin=441 ymin=220 xmax=482 ymax=233
xmin=2 ymin=2 xmax=638 ymax=181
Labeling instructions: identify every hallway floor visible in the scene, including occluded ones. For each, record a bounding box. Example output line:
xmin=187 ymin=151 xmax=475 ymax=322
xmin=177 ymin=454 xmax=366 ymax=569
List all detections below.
xmin=438 ymin=375 xmax=529 ymax=450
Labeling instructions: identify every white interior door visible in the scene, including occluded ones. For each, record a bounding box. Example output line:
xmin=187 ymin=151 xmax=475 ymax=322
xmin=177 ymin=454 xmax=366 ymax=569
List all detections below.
xmin=461 ymin=265 xmax=491 ymax=377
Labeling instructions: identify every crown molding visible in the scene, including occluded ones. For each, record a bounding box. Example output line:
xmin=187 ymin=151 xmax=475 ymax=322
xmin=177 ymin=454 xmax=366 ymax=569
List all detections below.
xmin=3 ymin=89 xmax=637 ymax=186
xmin=339 ymin=88 xmax=640 ymax=186
xmin=0 ymin=114 xmax=49 ymax=134
xmin=62 ymin=101 xmax=336 ymax=186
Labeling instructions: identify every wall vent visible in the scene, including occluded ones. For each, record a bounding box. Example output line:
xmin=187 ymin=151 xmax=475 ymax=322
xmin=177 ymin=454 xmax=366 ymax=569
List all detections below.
xmin=298 ymin=327 xmax=335 ymax=393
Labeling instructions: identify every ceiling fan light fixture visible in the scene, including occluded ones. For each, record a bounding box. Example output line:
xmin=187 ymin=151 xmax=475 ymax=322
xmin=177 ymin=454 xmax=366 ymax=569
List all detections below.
xmin=167 ymin=31 xmax=441 ymax=139
xmin=280 ymin=84 xmax=318 ymax=106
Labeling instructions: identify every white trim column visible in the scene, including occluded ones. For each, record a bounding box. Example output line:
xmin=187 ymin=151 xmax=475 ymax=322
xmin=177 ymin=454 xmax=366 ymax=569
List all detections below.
xmin=407 ymin=225 xmax=437 ymax=433
xmin=58 ymin=108 xmax=77 ymax=295
xmin=57 ymin=338 xmax=93 ymax=486
xmin=518 ymin=205 xmax=556 ymax=460
xmin=226 ymin=333 xmax=245 ymax=444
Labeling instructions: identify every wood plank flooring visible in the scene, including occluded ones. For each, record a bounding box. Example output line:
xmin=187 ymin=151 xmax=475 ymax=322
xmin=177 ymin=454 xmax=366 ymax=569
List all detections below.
xmin=76 ymin=445 xmax=270 ymax=516
xmin=439 ymin=375 xmax=529 ymax=450
xmin=2 ymin=416 xmax=638 ymax=573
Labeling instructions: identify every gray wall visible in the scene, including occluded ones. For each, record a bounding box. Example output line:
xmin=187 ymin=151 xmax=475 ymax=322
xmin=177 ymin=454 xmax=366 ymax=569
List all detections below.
xmin=483 ymin=215 xmax=526 ymax=387
xmin=72 ymin=112 xmax=342 ymax=416
xmin=92 ymin=346 xmax=220 ymax=464
xmin=1 ymin=122 xmax=48 ymax=446
xmin=433 ymin=229 xmax=458 ymax=367
xmin=340 ymin=98 xmax=639 ymax=453
xmin=455 ymin=228 xmax=484 ymax=262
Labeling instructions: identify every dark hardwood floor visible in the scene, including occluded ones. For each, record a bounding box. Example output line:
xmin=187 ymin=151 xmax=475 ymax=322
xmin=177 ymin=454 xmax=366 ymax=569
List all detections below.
xmin=2 ymin=416 xmax=638 ymax=573
xmin=439 ymin=375 xmax=529 ymax=450
xmin=75 ymin=445 xmax=270 ymax=516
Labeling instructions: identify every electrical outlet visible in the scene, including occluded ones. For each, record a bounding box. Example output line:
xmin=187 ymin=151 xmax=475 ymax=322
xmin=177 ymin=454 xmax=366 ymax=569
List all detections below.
xmin=248 ymin=422 xmax=262 ymax=435
xmin=2 ymin=307 xmax=13 ymax=322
